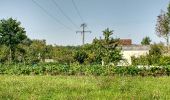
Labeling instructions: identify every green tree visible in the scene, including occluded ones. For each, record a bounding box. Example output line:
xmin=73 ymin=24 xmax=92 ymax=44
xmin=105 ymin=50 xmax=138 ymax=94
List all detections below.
xmin=53 ymin=46 xmax=76 ymax=64
xmin=74 ymin=50 xmax=88 ymax=64
xmin=141 ymin=36 xmax=151 ymax=45
xmin=156 ymin=10 xmax=170 ymax=46
xmin=0 ymin=18 xmax=27 ymax=63
xmin=0 ymin=45 xmax=8 ymax=63
xmin=45 ymin=45 xmax=54 ymax=59
xmin=131 ymin=43 xmax=163 ymax=66
xmin=15 ymin=38 xmax=32 ymax=63
xmin=92 ymin=28 xmax=122 ymax=65
xmin=149 ymin=44 xmax=162 ymax=65
xmin=27 ymin=40 xmax=46 ymax=64
xmin=103 ymin=28 xmax=113 ymax=43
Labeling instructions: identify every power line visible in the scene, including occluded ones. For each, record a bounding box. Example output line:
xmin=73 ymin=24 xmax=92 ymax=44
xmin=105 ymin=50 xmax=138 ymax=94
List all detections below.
xmin=51 ymin=0 xmax=79 ymax=28
xmin=71 ymin=0 xmax=84 ymax=22
xmin=31 ymin=0 xmax=73 ymax=31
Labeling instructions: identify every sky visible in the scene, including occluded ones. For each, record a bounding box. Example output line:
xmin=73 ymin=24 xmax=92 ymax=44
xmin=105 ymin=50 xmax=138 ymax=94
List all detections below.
xmin=0 ymin=0 xmax=169 ymax=46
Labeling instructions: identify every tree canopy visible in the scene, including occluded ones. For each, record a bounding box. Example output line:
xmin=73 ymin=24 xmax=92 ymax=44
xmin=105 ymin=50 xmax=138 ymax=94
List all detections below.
xmin=92 ymin=28 xmax=122 ymax=65
xmin=156 ymin=3 xmax=170 ymax=46
xmin=0 ymin=18 xmax=27 ymax=62
xmin=141 ymin=36 xmax=151 ymax=45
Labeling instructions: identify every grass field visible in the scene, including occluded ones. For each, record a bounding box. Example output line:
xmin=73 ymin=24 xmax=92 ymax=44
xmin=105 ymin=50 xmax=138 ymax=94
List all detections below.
xmin=0 ymin=76 xmax=170 ymax=100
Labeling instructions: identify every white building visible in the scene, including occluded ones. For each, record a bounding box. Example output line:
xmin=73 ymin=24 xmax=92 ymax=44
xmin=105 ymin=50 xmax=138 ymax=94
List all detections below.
xmin=117 ymin=39 xmax=150 ymax=66
xmin=120 ymin=45 xmax=150 ymax=65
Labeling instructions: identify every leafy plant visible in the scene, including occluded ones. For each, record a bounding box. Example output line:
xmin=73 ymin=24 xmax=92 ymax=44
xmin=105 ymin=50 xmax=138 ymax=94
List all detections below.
xmin=74 ymin=50 xmax=88 ymax=64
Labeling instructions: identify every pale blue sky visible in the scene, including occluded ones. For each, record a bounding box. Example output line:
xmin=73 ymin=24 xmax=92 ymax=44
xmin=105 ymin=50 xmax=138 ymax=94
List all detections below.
xmin=0 ymin=0 xmax=169 ymax=45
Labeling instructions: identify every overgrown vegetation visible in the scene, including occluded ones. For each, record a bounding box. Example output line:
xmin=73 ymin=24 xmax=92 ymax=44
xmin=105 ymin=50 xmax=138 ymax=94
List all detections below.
xmin=0 ymin=63 xmax=169 ymax=76
xmin=0 ymin=18 xmax=122 ymax=65
xmin=132 ymin=43 xmax=163 ymax=66
xmin=0 ymin=76 xmax=170 ymax=99
xmin=1 ymin=3 xmax=170 ymax=79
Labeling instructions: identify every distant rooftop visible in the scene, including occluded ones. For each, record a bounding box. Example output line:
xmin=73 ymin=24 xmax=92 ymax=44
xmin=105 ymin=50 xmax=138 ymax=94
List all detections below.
xmin=119 ymin=39 xmax=132 ymax=46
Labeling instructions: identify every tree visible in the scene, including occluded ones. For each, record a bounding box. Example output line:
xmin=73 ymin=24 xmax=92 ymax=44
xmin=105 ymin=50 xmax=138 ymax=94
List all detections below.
xmin=74 ymin=50 xmax=88 ymax=64
xmin=92 ymin=28 xmax=122 ymax=65
xmin=27 ymin=40 xmax=46 ymax=63
xmin=156 ymin=10 xmax=170 ymax=46
xmin=149 ymin=43 xmax=162 ymax=65
xmin=45 ymin=45 xmax=54 ymax=59
xmin=53 ymin=45 xmax=76 ymax=64
xmin=15 ymin=38 xmax=32 ymax=63
xmin=103 ymin=28 xmax=113 ymax=43
xmin=131 ymin=43 xmax=163 ymax=65
xmin=0 ymin=18 xmax=27 ymax=63
xmin=0 ymin=45 xmax=8 ymax=63
xmin=141 ymin=36 xmax=151 ymax=45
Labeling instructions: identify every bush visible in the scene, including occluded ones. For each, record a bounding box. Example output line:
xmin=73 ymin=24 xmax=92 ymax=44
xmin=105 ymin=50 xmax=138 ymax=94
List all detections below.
xmin=131 ymin=44 xmax=163 ymax=66
xmin=159 ymin=56 xmax=170 ymax=66
xmin=0 ymin=63 xmax=170 ymax=76
xmin=74 ymin=50 xmax=88 ymax=64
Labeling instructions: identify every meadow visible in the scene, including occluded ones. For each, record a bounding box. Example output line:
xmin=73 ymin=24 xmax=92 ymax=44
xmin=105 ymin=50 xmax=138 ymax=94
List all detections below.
xmin=0 ymin=75 xmax=170 ymax=100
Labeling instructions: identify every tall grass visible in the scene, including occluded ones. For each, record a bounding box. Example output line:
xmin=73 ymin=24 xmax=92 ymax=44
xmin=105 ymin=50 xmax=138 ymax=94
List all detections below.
xmin=0 ymin=76 xmax=170 ymax=99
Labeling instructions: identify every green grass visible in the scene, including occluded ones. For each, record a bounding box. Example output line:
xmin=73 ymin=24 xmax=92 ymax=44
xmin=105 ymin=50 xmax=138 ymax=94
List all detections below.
xmin=0 ymin=76 xmax=170 ymax=100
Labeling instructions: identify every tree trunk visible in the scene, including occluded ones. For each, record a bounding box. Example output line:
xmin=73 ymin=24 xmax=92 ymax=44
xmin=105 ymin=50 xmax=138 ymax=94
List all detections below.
xmin=9 ymin=47 xmax=12 ymax=63
xmin=166 ymin=36 xmax=169 ymax=52
xmin=166 ymin=36 xmax=169 ymax=46
xmin=9 ymin=46 xmax=15 ymax=64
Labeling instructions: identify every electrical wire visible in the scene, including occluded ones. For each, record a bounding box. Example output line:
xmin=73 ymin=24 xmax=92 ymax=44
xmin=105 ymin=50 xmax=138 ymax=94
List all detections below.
xmin=71 ymin=0 xmax=84 ymax=23
xmin=32 ymin=0 xmax=73 ymax=31
xmin=51 ymin=0 xmax=79 ymax=28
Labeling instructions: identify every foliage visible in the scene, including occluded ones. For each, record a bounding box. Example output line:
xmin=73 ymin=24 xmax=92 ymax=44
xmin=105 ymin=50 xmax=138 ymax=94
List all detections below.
xmin=91 ymin=28 xmax=122 ymax=65
xmin=52 ymin=46 xmax=77 ymax=64
xmin=131 ymin=55 xmax=150 ymax=66
xmin=45 ymin=45 xmax=54 ymax=59
xmin=0 ymin=63 xmax=170 ymax=76
xmin=159 ymin=56 xmax=170 ymax=66
xmin=141 ymin=36 xmax=151 ymax=45
xmin=156 ymin=7 xmax=170 ymax=46
xmin=1 ymin=76 xmax=170 ymax=99
xmin=132 ymin=43 xmax=163 ymax=66
xmin=149 ymin=44 xmax=162 ymax=65
xmin=27 ymin=39 xmax=46 ymax=63
xmin=74 ymin=50 xmax=88 ymax=64
xmin=103 ymin=28 xmax=113 ymax=43
xmin=0 ymin=19 xmax=121 ymax=65
xmin=0 ymin=45 xmax=8 ymax=63
xmin=0 ymin=18 xmax=27 ymax=62
xmin=149 ymin=44 xmax=162 ymax=56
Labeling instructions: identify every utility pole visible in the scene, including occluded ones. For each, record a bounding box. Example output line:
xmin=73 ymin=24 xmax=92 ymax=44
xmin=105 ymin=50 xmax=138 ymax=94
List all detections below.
xmin=76 ymin=23 xmax=91 ymax=45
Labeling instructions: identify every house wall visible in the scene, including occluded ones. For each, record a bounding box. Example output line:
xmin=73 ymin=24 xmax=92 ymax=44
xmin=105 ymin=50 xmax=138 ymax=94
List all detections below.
xmin=120 ymin=50 xmax=149 ymax=65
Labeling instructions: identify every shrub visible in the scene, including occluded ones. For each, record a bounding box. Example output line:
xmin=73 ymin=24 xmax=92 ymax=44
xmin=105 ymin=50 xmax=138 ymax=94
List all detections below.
xmin=159 ymin=56 xmax=170 ymax=66
xmin=0 ymin=63 xmax=170 ymax=76
xmin=74 ymin=50 xmax=88 ymax=64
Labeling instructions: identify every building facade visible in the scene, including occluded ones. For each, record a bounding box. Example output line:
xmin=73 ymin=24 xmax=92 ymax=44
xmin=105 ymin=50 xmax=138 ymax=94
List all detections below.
xmin=118 ymin=39 xmax=150 ymax=65
xmin=120 ymin=45 xmax=150 ymax=65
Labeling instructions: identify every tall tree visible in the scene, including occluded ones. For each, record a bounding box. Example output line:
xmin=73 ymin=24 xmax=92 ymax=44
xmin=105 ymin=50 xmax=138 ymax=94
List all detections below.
xmin=28 ymin=40 xmax=46 ymax=63
xmin=141 ymin=36 xmax=151 ymax=45
xmin=93 ymin=28 xmax=122 ymax=65
xmin=103 ymin=28 xmax=113 ymax=43
xmin=0 ymin=18 xmax=27 ymax=63
xmin=156 ymin=10 xmax=170 ymax=46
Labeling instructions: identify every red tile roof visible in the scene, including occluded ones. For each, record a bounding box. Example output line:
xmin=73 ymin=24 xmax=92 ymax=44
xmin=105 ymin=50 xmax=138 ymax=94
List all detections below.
xmin=119 ymin=39 xmax=132 ymax=45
